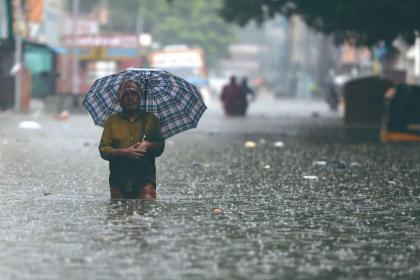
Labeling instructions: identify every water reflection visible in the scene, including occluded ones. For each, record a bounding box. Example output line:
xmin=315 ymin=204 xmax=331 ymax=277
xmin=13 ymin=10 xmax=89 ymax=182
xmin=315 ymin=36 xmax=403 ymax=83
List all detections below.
xmin=103 ymin=200 xmax=158 ymax=248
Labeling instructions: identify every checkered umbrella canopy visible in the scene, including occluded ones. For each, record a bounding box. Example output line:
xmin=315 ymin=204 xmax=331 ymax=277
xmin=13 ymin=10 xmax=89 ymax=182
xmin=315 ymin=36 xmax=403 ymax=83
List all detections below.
xmin=82 ymin=68 xmax=207 ymax=139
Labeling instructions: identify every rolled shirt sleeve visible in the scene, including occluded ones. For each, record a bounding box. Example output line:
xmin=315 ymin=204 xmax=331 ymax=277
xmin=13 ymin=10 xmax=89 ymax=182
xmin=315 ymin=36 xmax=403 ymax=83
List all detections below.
xmin=99 ymin=119 xmax=114 ymax=161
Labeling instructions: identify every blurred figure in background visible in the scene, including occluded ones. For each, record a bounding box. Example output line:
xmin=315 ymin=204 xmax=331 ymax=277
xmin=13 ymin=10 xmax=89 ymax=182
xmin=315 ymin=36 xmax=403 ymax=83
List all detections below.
xmin=220 ymin=76 xmax=256 ymax=116
xmin=220 ymin=75 xmax=242 ymax=116
xmin=221 ymin=76 xmax=255 ymax=116
xmin=239 ymin=77 xmax=256 ymax=115
xmin=326 ymin=85 xmax=339 ymax=111
xmin=325 ymin=69 xmax=340 ymax=111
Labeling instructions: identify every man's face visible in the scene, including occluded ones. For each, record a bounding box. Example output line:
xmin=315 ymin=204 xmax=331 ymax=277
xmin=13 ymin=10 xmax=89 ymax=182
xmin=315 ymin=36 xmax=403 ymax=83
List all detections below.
xmin=120 ymin=90 xmax=141 ymax=112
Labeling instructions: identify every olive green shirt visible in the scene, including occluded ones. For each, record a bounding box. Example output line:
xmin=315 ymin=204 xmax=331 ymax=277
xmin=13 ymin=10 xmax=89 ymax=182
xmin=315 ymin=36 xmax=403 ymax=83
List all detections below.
xmin=99 ymin=111 xmax=164 ymax=160
xmin=99 ymin=111 xmax=164 ymax=189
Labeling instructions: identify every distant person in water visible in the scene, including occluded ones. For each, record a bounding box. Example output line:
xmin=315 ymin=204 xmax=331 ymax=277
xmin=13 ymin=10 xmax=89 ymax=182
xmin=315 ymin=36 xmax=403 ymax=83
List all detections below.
xmin=238 ymin=77 xmax=255 ymax=116
xmin=220 ymin=76 xmax=243 ymax=116
xmin=99 ymin=80 xmax=165 ymax=200
xmin=220 ymin=76 xmax=255 ymax=116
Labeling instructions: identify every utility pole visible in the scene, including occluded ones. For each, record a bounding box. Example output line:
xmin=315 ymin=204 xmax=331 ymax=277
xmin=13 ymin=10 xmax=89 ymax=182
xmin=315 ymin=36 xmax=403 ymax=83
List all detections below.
xmin=136 ymin=4 xmax=144 ymax=67
xmin=71 ymin=0 xmax=80 ymax=95
xmin=13 ymin=0 xmax=23 ymax=112
xmin=415 ymin=36 xmax=420 ymax=84
xmin=136 ymin=11 xmax=144 ymax=35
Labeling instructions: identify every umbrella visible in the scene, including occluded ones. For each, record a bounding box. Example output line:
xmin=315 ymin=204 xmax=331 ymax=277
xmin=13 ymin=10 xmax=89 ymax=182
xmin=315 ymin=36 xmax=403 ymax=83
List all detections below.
xmin=82 ymin=68 xmax=207 ymax=139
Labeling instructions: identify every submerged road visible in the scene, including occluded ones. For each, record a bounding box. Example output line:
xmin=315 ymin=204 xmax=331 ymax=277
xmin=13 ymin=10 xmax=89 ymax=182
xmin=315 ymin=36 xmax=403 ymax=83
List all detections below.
xmin=0 ymin=97 xmax=419 ymax=279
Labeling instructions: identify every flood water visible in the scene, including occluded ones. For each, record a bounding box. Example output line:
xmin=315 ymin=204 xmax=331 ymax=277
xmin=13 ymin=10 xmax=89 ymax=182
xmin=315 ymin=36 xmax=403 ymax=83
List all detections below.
xmin=1 ymin=98 xmax=420 ymax=279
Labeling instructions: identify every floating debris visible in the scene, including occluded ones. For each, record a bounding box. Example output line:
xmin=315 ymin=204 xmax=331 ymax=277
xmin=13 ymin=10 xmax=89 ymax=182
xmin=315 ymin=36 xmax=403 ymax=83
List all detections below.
xmin=43 ymin=192 xmax=52 ymax=196
xmin=273 ymin=141 xmax=284 ymax=148
xmin=312 ymin=161 xmax=327 ymax=166
xmin=244 ymin=141 xmax=257 ymax=148
xmin=55 ymin=110 xmax=70 ymax=121
xmin=303 ymin=175 xmax=319 ymax=180
xmin=264 ymin=165 xmax=271 ymax=169
xmin=350 ymin=162 xmax=362 ymax=167
xmin=313 ymin=160 xmax=346 ymax=171
xmin=211 ymin=208 xmax=224 ymax=214
xmin=326 ymin=161 xmax=346 ymax=172
xmin=18 ymin=121 xmax=41 ymax=129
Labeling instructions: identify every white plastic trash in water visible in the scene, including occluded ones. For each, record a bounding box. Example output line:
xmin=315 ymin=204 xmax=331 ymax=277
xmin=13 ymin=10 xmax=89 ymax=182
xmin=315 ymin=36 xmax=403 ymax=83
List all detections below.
xmin=273 ymin=141 xmax=284 ymax=148
xmin=18 ymin=121 xmax=41 ymax=129
xmin=350 ymin=162 xmax=362 ymax=167
xmin=312 ymin=161 xmax=327 ymax=166
xmin=303 ymin=175 xmax=319 ymax=180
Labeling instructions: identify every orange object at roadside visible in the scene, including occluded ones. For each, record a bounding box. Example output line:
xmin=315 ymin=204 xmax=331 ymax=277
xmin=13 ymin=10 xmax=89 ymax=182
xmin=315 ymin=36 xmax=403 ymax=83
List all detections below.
xmin=26 ymin=0 xmax=44 ymax=23
xmin=21 ymin=68 xmax=32 ymax=113
xmin=380 ymin=85 xmax=420 ymax=142
xmin=380 ymin=131 xmax=420 ymax=142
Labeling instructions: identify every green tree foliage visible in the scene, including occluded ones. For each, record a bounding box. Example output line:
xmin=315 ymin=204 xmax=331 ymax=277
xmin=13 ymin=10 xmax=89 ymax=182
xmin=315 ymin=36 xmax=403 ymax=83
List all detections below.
xmin=220 ymin=0 xmax=420 ymax=46
xmin=104 ymin=0 xmax=236 ymax=66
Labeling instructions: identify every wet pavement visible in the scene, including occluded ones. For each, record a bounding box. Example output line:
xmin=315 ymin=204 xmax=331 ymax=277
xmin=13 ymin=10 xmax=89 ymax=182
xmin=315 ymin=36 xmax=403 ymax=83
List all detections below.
xmin=0 ymin=97 xmax=420 ymax=279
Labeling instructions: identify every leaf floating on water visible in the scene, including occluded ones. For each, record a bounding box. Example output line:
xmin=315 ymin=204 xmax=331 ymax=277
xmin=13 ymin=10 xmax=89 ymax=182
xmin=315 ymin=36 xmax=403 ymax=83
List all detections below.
xmin=211 ymin=208 xmax=224 ymax=214
xmin=244 ymin=141 xmax=257 ymax=148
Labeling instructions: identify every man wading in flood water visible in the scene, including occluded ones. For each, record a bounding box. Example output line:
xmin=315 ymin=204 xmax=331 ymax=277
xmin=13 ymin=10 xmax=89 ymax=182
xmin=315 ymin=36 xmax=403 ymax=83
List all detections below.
xmin=99 ymin=80 xmax=165 ymax=200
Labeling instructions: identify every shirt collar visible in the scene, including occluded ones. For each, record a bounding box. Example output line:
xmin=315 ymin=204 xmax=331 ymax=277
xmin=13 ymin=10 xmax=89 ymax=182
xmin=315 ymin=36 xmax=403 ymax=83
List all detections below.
xmin=120 ymin=110 xmax=145 ymax=121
